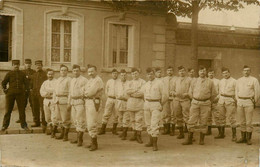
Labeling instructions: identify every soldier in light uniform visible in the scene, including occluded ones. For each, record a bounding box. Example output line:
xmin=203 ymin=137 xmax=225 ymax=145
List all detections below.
xmin=142 ymin=68 xmax=167 ymax=151
xmin=215 ymin=67 xmax=237 ymax=141
xmin=98 ymin=69 xmax=119 ymax=135
xmin=161 ymin=66 xmax=175 ymax=136
xmin=236 ymin=65 xmax=260 ymax=145
xmin=53 ymin=64 xmax=71 ymax=141
xmin=126 ymin=68 xmax=146 ymax=144
xmin=187 ymin=68 xmax=195 ymax=79
xmin=183 ymin=66 xmax=217 ymax=145
xmin=171 ymin=66 xmax=191 ymax=139
xmin=68 ymin=65 xmax=88 ymax=147
xmin=116 ymin=69 xmax=131 ymax=140
xmin=83 ymin=65 xmax=104 ymax=151
xmin=206 ymin=69 xmax=219 ymax=135
xmin=40 ymin=68 xmax=56 ymax=136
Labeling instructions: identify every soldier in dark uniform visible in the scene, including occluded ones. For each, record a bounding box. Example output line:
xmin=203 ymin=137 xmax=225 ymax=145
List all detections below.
xmin=16 ymin=59 xmax=35 ymax=123
xmin=1 ymin=60 xmax=29 ymax=131
xmin=31 ymin=60 xmax=47 ymax=131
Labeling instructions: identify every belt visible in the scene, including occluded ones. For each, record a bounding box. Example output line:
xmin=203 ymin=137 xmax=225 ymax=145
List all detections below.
xmin=238 ymin=96 xmax=252 ymax=100
xmin=146 ymin=99 xmax=161 ymax=102
xmin=117 ymin=98 xmax=127 ymax=101
xmin=108 ymin=96 xmax=116 ymax=99
xmin=56 ymin=95 xmax=68 ymax=97
xmin=71 ymin=96 xmax=83 ymax=100
xmin=84 ymin=97 xmax=100 ymax=100
xmin=45 ymin=97 xmax=53 ymax=99
xmin=130 ymin=96 xmax=143 ymax=99
xmin=221 ymin=94 xmax=235 ymax=98
xmin=193 ymin=97 xmax=210 ymax=102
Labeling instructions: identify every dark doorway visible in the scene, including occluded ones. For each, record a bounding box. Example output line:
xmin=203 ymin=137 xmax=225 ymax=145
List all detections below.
xmin=0 ymin=15 xmax=12 ymax=62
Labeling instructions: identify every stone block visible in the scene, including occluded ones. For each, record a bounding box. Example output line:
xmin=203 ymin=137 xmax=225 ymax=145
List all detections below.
xmin=155 ymin=35 xmax=165 ymax=43
xmin=152 ymin=60 xmax=165 ymax=68
xmin=153 ymin=25 xmax=165 ymax=34
xmin=153 ymin=44 xmax=165 ymax=52
xmin=155 ymin=52 xmax=165 ymax=60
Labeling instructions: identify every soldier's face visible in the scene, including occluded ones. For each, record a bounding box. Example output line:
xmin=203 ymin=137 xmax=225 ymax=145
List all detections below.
xmin=13 ymin=64 xmax=20 ymax=71
xmin=25 ymin=63 xmax=32 ymax=69
xmin=120 ymin=73 xmax=127 ymax=81
xmin=243 ymin=68 xmax=251 ymax=77
xmin=147 ymin=71 xmax=155 ymax=81
xmin=131 ymin=71 xmax=139 ymax=80
xmin=199 ymin=69 xmax=206 ymax=78
xmin=72 ymin=68 xmax=80 ymax=78
xmin=155 ymin=70 xmax=162 ymax=78
xmin=112 ymin=72 xmax=118 ymax=79
xmin=88 ymin=67 xmax=97 ymax=78
xmin=60 ymin=67 xmax=68 ymax=77
xmin=36 ymin=64 xmax=43 ymax=71
xmin=222 ymin=71 xmax=230 ymax=79
xmin=208 ymin=71 xmax=214 ymax=79
xmin=166 ymin=68 xmax=173 ymax=76
xmin=188 ymin=70 xmax=195 ymax=77
xmin=178 ymin=69 xmax=186 ymax=77
xmin=47 ymin=71 xmax=54 ymax=80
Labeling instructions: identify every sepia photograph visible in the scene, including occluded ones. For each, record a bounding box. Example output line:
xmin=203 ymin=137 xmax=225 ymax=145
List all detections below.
xmin=0 ymin=0 xmax=259 ymax=166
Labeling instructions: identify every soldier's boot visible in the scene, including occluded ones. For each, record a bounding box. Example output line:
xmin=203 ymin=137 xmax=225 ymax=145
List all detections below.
xmin=136 ymin=131 xmax=143 ymax=144
xmin=89 ymin=137 xmax=98 ymax=151
xmin=232 ymin=127 xmax=237 ymax=142
xmin=45 ymin=125 xmax=51 ymax=135
xmin=121 ymin=127 xmax=128 ymax=140
xmin=183 ymin=124 xmax=188 ymax=133
xmin=145 ymin=135 xmax=153 ymax=147
xmin=214 ymin=127 xmax=221 ymax=139
xmin=71 ymin=132 xmax=78 ymax=144
xmin=77 ymin=132 xmax=84 ymax=147
xmin=98 ymin=124 xmax=107 ymax=135
xmin=170 ymin=124 xmax=175 ymax=136
xmin=205 ymin=126 xmax=212 ymax=135
xmin=177 ymin=126 xmax=185 ymax=139
xmin=119 ymin=128 xmax=124 ymax=138
xmin=161 ymin=124 xmax=168 ymax=135
xmin=112 ymin=123 xmax=118 ymax=135
xmin=56 ymin=127 xmax=64 ymax=140
xmin=129 ymin=130 xmax=137 ymax=141
xmin=236 ymin=132 xmax=247 ymax=143
xmin=246 ymin=132 xmax=252 ymax=145
xmin=215 ymin=126 xmax=225 ymax=139
xmin=51 ymin=125 xmax=58 ymax=138
xmin=152 ymin=137 xmax=158 ymax=151
xmin=199 ymin=132 xmax=205 ymax=145
xmin=166 ymin=123 xmax=171 ymax=134
xmin=42 ymin=125 xmax=47 ymax=133
xmin=182 ymin=132 xmax=193 ymax=145
xmin=63 ymin=128 xmax=69 ymax=141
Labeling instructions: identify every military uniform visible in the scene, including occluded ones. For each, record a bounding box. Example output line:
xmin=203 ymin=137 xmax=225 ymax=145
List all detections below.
xmin=171 ymin=76 xmax=191 ymax=139
xmin=99 ymin=78 xmax=119 ymax=135
xmin=216 ymin=77 xmax=237 ymax=140
xmin=1 ymin=60 xmax=29 ymax=130
xmin=142 ymin=78 xmax=166 ymax=151
xmin=236 ymin=76 xmax=260 ymax=144
xmin=22 ymin=68 xmax=35 ymax=110
xmin=83 ymin=75 xmax=103 ymax=151
xmin=183 ymin=77 xmax=217 ymax=145
xmin=126 ymin=78 xmax=146 ymax=143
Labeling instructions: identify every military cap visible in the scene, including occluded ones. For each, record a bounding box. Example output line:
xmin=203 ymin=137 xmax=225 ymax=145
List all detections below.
xmin=146 ymin=67 xmax=154 ymax=73
xmin=111 ymin=68 xmax=118 ymax=73
xmin=60 ymin=64 xmax=69 ymax=70
xmin=12 ymin=60 xmax=20 ymax=65
xmin=243 ymin=65 xmax=250 ymax=69
xmin=72 ymin=64 xmax=81 ymax=70
xmin=178 ymin=66 xmax=185 ymax=70
xmin=24 ymin=59 xmax=32 ymax=64
xmin=221 ymin=67 xmax=229 ymax=72
xmin=131 ymin=67 xmax=139 ymax=73
xmin=35 ymin=60 xmax=43 ymax=65
xmin=120 ymin=69 xmax=127 ymax=73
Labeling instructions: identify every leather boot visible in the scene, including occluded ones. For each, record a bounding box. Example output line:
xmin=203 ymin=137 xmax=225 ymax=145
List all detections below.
xmin=119 ymin=127 xmax=124 ymax=138
xmin=112 ymin=123 xmax=118 ymax=135
xmin=170 ymin=124 xmax=175 ymax=136
xmin=162 ymin=124 xmax=168 ymax=135
xmin=145 ymin=135 xmax=153 ymax=147
xmin=182 ymin=132 xmax=193 ymax=145
xmin=89 ymin=137 xmax=98 ymax=151
xmin=63 ymin=128 xmax=69 ymax=141
xmin=205 ymin=126 xmax=212 ymax=135
xmin=199 ymin=132 xmax=205 ymax=145
xmin=177 ymin=126 xmax=184 ymax=139
xmin=51 ymin=125 xmax=58 ymax=138
xmin=236 ymin=131 xmax=247 ymax=143
xmin=56 ymin=127 xmax=64 ymax=140
xmin=98 ymin=124 xmax=107 ymax=135
xmin=129 ymin=130 xmax=137 ymax=141
xmin=45 ymin=125 xmax=51 ymax=135
xmin=136 ymin=131 xmax=143 ymax=144
xmin=215 ymin=126 xmax=224 ymax=139
xmin=232 ymin=127 xmax=237 ymax=142
xmin=152 ymin=137 xmax=158 ymax=151
xmin=183 ymin=124 xmax=188 ymax=133
xmin=77 ymin=132 xmax=84 ymax=147
xmin=71 ymin=132 xmax=78 ymax=144
xmin=214 ymin=127 xmax=221 ymax=139
xmin=246 ymin=132 xmax=252 ymax=145
xmin=42 ymin=125 xmax=47 ymax=133
xmin=121 ymin=127 xmax=128 ymax=140
xmin=166 ymin=123 xmax=170 ymax=134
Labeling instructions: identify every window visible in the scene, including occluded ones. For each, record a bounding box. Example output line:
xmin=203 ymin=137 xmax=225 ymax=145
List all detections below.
xmin=51 ymin=20 xmax=71 ymax=64
xmin=0 ymin=15 xmax=12 ymax=62
xmin=112 ymin=24 xmax=129 ymax=67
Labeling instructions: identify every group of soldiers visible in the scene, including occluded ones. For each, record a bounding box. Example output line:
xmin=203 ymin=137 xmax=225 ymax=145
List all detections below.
xmin=1 ymin=59 xmax=260 ymax=152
